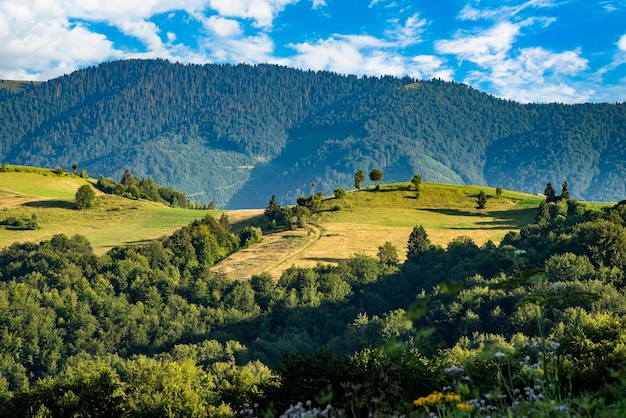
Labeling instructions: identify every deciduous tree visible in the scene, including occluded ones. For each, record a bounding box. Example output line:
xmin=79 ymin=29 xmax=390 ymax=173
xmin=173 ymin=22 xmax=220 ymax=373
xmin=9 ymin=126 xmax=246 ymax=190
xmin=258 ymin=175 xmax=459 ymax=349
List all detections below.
xmin=75 ymin=185 xmax=96 ymax=210
xmin=369 ymin=168 xmax=383 ymax=190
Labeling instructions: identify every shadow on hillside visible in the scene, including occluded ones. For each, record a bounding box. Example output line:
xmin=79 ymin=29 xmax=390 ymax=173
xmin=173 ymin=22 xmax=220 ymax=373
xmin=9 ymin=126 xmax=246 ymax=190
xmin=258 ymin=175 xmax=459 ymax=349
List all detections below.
xmin=23 ymin=200 xmax=75 ymax=210
xmin=423 ymin=208 xmax=536 ymax=230
xmin=303 ymin=256 xmax=344 ymax=264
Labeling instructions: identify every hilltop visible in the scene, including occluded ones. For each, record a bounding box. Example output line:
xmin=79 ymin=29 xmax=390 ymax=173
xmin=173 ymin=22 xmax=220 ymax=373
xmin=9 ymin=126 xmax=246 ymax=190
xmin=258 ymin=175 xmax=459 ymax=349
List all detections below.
xmin=0 ymin=166 xmax=218 ymax=253
xmin=1 ymin=59 xmax=625 ymax=208
xmin=0 ymin=166 xmax=542 ymax=272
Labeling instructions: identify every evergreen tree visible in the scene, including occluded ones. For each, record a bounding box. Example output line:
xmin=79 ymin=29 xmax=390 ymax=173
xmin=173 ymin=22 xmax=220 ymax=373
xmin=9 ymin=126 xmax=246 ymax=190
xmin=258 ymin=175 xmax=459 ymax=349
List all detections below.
xmin=476 ymin=190 xmax=487 ymax=210
xmin=544 ymin=182 xmax=557 ymax=202
xmin=120 ymin=169 xmax=135 ymax=187
xmin=354 ymin=169 xmax=365 ymax=190
xmin=265 ymin=195 xmax=280 ymax=221
xmin=561 ymin=180 xmax=571 ymax=200
xmin=495 ymin=187 xmax=503 ymax=199
xmin=407 ymin=225 xmax=431 ymax=262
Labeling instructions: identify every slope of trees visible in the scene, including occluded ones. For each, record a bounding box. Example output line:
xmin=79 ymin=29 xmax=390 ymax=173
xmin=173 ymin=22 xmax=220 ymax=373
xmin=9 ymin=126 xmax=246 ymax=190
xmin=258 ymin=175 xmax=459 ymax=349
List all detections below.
xmin=1 ymin=59 xmax=625 ymax=208
xmin=2 ymin=193 xmax=626 ymax=415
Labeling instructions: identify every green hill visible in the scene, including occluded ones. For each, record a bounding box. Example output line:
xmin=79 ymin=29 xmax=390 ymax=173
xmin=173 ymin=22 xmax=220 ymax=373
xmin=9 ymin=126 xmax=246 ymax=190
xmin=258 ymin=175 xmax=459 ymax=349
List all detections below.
xmin=1 ymin=59 xmax=625 ymax=208
xmin=0 ymin=166 xmax=216 ymax=254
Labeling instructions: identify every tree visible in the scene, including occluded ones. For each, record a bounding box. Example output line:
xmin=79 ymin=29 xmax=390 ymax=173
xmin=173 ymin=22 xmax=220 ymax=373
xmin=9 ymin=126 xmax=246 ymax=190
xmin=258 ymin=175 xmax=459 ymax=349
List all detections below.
xmin=75 ymin=185 xmax=96 ymax=209
xmin=495 ymin=187 xmax=503 ymax=199
xmin=334 ymin=187 xmax=346 ymax=199
xmin=407 ymin=225 xmax=431 ymax=262
xmin=544 ymin=182 xmax=557 ymax=202
xmin=72 ymin=163 xmax=78 ymax=175
xmin=535 ymin=200 xmax=550 ymax=224
xmin=120 ymin=169 xmax=135 ymax=187
xmin=354 ymin=169 xmax=365 ymax=190
xmin=377 ymin=241 xmax=399 ymax=266
xmin=561 ymin=180 xmax=571 ymax=200
xmin=476 ymin=190 xmax=487 ymax=210
xmin=411 ymin=174 xmax=422 ymax=198
xmin=369 ymin=168 xmax=383 ymax=190
xmin=265 ymin=195 xmax=280 ymax=221
xmin=218 ymin=213 xmax=231 ymax=232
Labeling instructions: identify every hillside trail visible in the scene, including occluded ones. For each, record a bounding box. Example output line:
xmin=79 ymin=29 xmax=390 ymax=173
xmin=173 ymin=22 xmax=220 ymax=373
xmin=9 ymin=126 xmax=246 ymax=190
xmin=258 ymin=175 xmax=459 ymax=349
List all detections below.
xmin=210 ymin=223 xmax=322 ymax=281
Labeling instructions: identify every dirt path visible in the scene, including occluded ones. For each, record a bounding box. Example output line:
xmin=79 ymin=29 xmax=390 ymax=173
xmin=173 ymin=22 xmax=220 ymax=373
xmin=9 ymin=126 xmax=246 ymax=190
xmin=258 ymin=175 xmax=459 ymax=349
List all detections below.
xmin=210 ymin=224 xmax=322 ymax=280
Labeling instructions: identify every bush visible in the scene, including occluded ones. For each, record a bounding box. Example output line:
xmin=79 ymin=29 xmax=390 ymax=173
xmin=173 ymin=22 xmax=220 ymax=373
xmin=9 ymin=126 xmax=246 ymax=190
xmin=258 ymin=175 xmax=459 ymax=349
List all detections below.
xmin=239 ymin=226 xmax=262 ymax=248
xmin=334 ymin=188 xmax=346 ymax=199
xmin=75 ymin=185 xmax=96 ymax=210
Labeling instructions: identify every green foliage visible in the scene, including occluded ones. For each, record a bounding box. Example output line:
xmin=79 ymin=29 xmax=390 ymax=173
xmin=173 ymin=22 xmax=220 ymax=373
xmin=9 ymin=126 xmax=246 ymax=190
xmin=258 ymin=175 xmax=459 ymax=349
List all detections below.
xmin=75 ymin=184 xmax=96 ymax=210
xmin=369 ymin=168 xmax=383 ymax=189
xmin=3 ymin=178 xmax=626 ymax=415
xmin=377 ymin=241 xmax=399 ymax=266
xmin=476 ymin=190 xmax=487 ymax=210
xmin=407 ymin=225 xmax=431 ymax=263
xmin=333 ymin=187 xmax=346 ymax=199
xmin=239 ymin=226 xmax=262 ymax=248
xmin=354 ymin=169 xmax=365 ymax=190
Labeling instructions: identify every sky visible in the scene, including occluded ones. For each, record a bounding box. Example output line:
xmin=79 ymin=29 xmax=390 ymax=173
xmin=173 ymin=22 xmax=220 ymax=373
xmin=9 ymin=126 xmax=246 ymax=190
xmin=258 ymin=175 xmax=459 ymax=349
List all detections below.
xmin=0 ymin=0 xmax=625 ymax=104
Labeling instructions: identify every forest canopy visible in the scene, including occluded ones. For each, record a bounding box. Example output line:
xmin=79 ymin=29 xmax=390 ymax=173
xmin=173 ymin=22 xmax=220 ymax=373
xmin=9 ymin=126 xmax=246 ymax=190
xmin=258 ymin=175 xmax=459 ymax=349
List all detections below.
xmin=0 ymin=59 xmax=625 ymax=208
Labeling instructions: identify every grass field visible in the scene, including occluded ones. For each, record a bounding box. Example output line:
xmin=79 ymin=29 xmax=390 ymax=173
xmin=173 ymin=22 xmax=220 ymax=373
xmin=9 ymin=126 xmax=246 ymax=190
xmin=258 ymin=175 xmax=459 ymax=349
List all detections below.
xmin=0 ymin=168 xmax=549 ymax=279
xmin=0 ymin=168 xmax=213 ymax=254
xmin=213 ymin=183 xmax=544 ymax=279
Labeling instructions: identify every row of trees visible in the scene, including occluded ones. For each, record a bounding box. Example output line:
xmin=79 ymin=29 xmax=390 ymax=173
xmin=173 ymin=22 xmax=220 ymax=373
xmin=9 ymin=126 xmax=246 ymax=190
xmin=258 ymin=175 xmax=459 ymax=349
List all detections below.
xmin=96 ymin=169 xmax=211 ymax=209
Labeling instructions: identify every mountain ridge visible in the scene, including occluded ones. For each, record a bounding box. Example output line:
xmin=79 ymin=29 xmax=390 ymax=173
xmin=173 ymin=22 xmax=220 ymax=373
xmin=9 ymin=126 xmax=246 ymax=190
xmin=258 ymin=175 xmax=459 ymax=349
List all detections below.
xmin=1 ymin=59 xmax=625 ymax=208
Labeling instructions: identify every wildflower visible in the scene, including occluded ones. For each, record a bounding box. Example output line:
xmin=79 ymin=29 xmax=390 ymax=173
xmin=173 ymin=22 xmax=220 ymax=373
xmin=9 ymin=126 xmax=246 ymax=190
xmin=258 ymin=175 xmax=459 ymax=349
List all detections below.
xmin=456 ymin=402 xmax=473 ymax=411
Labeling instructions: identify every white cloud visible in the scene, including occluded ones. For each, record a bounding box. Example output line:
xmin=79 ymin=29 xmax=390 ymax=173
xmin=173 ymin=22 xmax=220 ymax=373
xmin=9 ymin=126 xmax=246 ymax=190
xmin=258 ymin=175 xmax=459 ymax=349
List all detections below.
xmin=435 ymin=18 xmax=591 ymax=103
xmin=387 ymin=13 xmax=427 ymax=47
xmin=205 ymin=15 xmax=243 ymax=37
xmin=207 ymin=0 xmax=298 ymax=28
xmin=459 ymin=0 xmax=556 ymax=21
xmin=311 ymin=0 xmax=326 ymax=8
xmin=436 ymin=22 xmax=520 ymax=67
xmin=0 ymin=0 xmax=120 ymax=79
xmin=287 ymin=34 xmax=451 ymax=80
xmin=619 ymin=34 xmax=626 ymax=51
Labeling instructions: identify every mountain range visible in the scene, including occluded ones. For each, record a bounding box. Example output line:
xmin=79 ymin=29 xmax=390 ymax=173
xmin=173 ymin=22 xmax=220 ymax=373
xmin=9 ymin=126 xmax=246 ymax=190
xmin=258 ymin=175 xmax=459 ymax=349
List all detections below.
xmin=1 ymin=59 xmax=625 ymax=208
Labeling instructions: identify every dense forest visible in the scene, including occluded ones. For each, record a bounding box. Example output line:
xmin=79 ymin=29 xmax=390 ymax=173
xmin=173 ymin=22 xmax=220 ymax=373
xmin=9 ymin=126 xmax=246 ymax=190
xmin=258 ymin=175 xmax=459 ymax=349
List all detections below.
xmin=2 ymin=189 xmax=626 ymax=415
xmin=1 ymin=59 xmax=625 ymax=208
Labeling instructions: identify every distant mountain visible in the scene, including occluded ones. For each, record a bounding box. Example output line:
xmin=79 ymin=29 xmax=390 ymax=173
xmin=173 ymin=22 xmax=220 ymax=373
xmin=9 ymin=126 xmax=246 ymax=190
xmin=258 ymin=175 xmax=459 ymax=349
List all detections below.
xmin=1 ymin=59 xmax=625 ymax=208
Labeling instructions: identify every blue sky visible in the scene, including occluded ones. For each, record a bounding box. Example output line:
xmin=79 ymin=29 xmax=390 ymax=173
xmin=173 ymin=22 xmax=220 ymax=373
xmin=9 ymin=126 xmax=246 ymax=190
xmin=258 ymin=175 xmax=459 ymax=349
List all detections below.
xmin=0 ymin=0 xmax=625 ymax=103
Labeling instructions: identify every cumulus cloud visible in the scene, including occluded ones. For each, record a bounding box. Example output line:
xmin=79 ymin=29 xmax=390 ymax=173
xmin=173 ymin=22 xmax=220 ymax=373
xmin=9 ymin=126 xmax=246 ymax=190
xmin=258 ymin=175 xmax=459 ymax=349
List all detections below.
xmin=435 ymin=15 xmax=593 ymax=103
xmin=287 ymin=34 xmax=450 ymax=80
xmin=208 ymin=0 xmax=298 ymax=28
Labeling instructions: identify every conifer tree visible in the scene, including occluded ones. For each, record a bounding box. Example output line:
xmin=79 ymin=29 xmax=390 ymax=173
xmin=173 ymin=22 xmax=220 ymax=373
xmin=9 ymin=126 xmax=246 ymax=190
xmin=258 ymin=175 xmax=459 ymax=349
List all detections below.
xmin=561 ymin=180 xmax=571 ymax=200
xmin=544 ymin=182 xmax=557 ymax=202
xmin=476 ymin=190 xmax=487 ymax=210
xmin=407 ymin=225 xmax=431 ymax=262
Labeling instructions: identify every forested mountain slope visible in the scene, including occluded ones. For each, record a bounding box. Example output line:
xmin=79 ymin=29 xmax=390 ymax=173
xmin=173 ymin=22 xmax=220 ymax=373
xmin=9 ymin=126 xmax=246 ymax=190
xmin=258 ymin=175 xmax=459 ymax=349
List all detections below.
xmin=1 ymin=59 xmax=625 ymax=208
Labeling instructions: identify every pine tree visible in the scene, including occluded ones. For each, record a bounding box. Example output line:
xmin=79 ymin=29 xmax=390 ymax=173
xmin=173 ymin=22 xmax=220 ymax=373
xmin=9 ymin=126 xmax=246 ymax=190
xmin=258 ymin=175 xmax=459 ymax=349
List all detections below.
xmin=407 ymin=225 xmax=431 ymax=262
xmin=476 ymin=190 xmax=487 ymax=210
xmin=264 ymin=195 xmax=280 ymax=221
xmin=544 ymin=182 xmax=557 ymax=202
xmin=561 ymin=180 xmax=570 ymax=200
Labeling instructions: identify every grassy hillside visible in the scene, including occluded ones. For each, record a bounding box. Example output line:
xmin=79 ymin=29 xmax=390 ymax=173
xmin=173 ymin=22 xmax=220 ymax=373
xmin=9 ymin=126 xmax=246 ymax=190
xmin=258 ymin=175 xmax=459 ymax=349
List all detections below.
xmin=212 ymin=183 xmax=544 ymax=279
xmin=0 ymin=167 xmax=216 ymax=254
